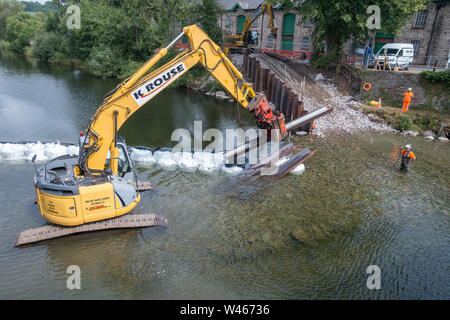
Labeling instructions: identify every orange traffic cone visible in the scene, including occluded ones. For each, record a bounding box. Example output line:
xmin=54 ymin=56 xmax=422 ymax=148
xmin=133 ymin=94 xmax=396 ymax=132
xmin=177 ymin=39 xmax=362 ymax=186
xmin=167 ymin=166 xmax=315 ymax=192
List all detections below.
xmin=377 ymin=97 xmax=382 ymax=108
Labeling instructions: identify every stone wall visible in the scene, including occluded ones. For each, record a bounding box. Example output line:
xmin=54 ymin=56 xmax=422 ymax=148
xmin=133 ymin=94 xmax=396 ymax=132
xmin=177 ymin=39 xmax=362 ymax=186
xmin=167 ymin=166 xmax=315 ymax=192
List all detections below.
xmin=360 ymin=70 xmax=449 ymax=112
xmin=217 ymin=9 xmax=314 ymax=55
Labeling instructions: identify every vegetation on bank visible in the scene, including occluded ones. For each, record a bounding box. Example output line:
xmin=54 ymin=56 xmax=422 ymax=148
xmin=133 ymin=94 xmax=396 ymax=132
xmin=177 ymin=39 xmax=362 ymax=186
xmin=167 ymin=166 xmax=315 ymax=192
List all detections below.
xmin=420 ymin=70 xmax=450 ymax=87
xmin=354 ymin=103 xmax=449 ymax=133
xmin=22 ymin=1 xmax=57 ymax=13
xmin=0 ymin=0 xmax=223 ymax=80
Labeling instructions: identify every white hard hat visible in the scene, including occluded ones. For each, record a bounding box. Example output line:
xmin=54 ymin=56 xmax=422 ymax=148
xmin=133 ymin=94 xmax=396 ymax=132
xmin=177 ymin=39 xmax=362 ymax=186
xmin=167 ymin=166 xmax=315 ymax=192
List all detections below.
xmin=405 ymin=144 xmax=411 ymax=148
xmin=408 ymin=88 xmax=412 ymax=91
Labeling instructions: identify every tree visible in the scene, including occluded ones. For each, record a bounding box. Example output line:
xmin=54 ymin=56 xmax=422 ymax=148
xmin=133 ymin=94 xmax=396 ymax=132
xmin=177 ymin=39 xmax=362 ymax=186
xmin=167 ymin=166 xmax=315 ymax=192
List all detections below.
xmin=195 ymin=0 xmax=223 ymax=44
xmin=5 ymin=11 xmax=45 ymax=52
xmin=0 ymin=0 xmax=24 ymax=39
xmin=283 ymin=0 xmax=428 ymax=69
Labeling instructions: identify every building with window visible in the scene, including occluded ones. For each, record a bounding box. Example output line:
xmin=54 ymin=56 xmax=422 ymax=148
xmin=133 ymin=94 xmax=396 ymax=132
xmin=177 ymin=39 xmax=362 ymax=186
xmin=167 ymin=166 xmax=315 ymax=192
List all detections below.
xmin=393 ymin=1 xmax=449 ymax=66
xmin=217 ymin=0 xmax=314 ymax=58
xmin=217 ymin=1 xmax=449 ymax=66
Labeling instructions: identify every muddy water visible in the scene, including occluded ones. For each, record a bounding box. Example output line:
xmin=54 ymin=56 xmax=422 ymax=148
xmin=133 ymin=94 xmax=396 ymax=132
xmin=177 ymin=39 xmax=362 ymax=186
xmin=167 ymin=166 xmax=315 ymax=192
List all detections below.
xmin=0 ymin=51 xmax=449 ymax=299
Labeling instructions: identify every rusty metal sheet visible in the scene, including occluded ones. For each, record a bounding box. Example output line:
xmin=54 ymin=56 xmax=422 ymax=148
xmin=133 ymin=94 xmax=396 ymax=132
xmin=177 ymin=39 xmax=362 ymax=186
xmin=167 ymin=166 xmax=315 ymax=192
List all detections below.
xmin=14 ymin=214 xmax=167 ymax=247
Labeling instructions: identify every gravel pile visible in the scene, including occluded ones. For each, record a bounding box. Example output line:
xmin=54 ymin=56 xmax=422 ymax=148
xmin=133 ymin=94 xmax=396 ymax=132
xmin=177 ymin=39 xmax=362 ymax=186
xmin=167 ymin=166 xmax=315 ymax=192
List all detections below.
xmin=310 ymin=78 xmax=396 ymax=137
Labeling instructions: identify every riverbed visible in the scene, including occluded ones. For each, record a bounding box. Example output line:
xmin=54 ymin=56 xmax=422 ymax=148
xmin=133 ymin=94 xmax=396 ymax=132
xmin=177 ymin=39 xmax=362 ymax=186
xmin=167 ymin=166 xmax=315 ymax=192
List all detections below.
xmin=0 ymin=50 xmax=448 ymax=299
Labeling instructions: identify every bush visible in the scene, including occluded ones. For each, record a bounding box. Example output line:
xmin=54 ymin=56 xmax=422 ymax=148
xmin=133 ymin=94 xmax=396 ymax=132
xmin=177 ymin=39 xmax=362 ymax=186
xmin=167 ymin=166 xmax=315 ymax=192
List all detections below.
xmin=30 ymin=32 xmax=60 ymax=62
xmin=312 ymin=54 xmax=332 ymax=69
xmin=87 ymin=45 xmax=120 ymax=78
xmin=395 ymin=116 xmax=415 ymax=131
xmin=420 ymin=70 xmax=450 ymax=86
xmin=118 ymin=60 xmax=142 ymax=79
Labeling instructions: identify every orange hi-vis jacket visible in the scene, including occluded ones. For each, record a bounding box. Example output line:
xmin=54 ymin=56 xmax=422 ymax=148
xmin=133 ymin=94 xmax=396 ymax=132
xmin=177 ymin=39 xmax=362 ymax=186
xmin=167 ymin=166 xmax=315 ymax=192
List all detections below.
xmin=403 ymin=91 xmax=414 ymax=102
xmin=401 ymin=149 xmax=416 ymax=160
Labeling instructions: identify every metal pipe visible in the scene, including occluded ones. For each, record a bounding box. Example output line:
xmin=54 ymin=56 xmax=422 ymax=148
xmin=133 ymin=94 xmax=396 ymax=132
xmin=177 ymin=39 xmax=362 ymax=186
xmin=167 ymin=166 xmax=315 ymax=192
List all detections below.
xmin=166 ymin=31 xmax=185 ymax=50
xmin=425 ymin=4 xmax=442 ymax=63
xmin=285 ymin=107 xmax=332 ymax=131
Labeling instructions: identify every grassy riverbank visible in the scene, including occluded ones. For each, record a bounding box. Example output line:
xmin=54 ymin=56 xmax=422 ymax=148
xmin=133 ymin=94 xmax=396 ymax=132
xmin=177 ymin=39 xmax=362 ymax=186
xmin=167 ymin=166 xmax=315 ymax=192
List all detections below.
xmin=352 ymin=103 xmax=449 ymax=133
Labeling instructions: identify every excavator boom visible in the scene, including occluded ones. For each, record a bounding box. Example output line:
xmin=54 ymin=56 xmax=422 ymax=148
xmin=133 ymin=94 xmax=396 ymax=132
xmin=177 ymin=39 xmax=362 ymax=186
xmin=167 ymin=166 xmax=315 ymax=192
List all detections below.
xmin=81 ymin=25 xmax=259 ymax=175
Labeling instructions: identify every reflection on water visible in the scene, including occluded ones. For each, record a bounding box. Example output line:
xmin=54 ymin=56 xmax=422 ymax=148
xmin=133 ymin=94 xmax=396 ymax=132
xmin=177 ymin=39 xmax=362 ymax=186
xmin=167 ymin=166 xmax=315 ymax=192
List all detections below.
xmin=0 ymin=51 xmax=449 ymax=299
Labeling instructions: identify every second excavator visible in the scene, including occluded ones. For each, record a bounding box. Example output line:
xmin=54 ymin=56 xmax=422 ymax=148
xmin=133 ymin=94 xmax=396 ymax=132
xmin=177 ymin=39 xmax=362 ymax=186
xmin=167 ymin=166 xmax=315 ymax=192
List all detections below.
xmin=33 ymin=24 xmax=288 ymax=227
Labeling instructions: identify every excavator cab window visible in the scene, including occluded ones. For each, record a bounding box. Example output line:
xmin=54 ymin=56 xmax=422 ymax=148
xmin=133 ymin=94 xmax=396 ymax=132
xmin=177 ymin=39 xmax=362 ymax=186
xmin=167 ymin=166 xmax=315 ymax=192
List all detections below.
xmin=117 ymin=143 xmax=132 ymax=178
xmin=247 ymin=30 xmax=259 ymax=45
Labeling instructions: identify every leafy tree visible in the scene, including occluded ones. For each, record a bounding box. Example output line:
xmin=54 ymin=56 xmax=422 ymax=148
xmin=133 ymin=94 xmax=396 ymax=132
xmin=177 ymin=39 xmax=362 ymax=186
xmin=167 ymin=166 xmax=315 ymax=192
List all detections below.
xmin=5 ymin=11 xmax=45 ymax=52
xmin=194 ymin=0 xmax=223 ymax=44
xmin=31 ymin=32 xmax=61 ymax=61
xmin=21 ymin=1 xmax=57 ymax=13
xmin=87 ymin=44 xmax=120 ymax=77
xmin=0 ymin=0 xmax=24 ymax=38
xmin=283 ymin=0 xmax=428 ymax=68
xmin=1 ymin=0 xmax=225 ymax=77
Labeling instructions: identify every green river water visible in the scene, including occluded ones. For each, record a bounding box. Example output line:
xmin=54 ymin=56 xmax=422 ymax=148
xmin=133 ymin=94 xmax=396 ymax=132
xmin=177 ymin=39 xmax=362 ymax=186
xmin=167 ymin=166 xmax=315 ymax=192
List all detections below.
xmin=0 ymin=50 xmax=448 ymax=299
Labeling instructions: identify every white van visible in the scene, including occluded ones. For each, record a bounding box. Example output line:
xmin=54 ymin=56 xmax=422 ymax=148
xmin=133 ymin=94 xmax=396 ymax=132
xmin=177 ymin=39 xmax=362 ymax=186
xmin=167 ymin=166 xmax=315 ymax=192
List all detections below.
xmin=375 ymin=43 xmax=414 ymax=70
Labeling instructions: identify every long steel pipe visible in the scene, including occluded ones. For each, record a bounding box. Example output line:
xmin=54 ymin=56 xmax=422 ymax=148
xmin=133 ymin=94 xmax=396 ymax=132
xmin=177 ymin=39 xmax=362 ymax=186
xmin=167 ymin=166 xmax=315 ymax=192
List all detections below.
xmin=285 ymin=107 xmax=332 ymax=131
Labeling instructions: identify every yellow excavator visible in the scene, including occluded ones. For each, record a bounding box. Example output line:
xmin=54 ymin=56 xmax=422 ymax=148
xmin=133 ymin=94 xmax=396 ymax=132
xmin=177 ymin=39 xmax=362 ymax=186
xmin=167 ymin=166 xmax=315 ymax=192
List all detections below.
xmin=224 ymin=1 xmax=277 ymax=50
xmin=33 ymin=24 xmax=287 ymax=227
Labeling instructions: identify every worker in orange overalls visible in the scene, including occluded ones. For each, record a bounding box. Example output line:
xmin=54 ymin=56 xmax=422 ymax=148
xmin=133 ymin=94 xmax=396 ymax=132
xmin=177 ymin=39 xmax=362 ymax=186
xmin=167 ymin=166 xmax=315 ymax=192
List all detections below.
xmin=400 ymin=144 xmax=416 ymax=171
xmin=402 ymin=88 xmax=414 ymax=112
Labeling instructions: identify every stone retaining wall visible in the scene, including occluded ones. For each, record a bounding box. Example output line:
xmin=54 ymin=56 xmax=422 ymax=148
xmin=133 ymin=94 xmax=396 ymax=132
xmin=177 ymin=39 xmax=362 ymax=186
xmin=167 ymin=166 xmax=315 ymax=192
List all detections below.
xmin=360 ymin=70 xmax=449 ymax=112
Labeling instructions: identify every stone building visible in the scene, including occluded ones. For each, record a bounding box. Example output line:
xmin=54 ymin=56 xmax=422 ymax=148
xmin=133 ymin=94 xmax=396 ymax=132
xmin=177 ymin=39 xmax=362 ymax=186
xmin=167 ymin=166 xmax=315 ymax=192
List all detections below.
xmin=217 ymin=0 xmax=314 ymax=58
xmin=217 ymin=0 xmax=450 ymax=66
xmin=391 ymin=0 xmax=449 ymax=66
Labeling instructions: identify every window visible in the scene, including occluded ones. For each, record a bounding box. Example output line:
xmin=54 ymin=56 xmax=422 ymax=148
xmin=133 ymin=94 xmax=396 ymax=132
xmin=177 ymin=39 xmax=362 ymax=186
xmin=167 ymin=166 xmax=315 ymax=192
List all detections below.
xmin=414 ymin=10 xmax=428 ymax=28
xmin=410 ymin=40 xmax=420 ymax=56
xmin=267 ymin=34 xmax=274 ymax=47
xmin=302 ymin=36 xmax=310 ymax=49
xmin=382 ymin=48 xmax=399 ymax=56
xmin=226 ymin=15 xmax=231 ymax=28
xmin=303 ymin=19 xmax=313 ymax=27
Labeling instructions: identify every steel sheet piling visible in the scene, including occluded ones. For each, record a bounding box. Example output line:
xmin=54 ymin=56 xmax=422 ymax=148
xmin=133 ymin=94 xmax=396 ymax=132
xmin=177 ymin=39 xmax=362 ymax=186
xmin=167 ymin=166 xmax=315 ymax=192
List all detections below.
xmin=254 ymin=62 xmax=260 ymax=91
xmin=275 ymin=79 xmax=282 ymax=111
xmin=266 ymin=73 xmax=274 ymax=100
xmin=286 ymin=90 xmax=294 ymax=119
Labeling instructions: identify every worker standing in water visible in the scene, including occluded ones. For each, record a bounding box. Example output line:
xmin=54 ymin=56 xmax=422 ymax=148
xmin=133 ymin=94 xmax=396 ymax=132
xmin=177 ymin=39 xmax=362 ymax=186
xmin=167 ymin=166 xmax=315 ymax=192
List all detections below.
xmin=400 ymin=144 xmax=416 ymax=171
xmin=402 ymin=88 xmax=414 ymax=112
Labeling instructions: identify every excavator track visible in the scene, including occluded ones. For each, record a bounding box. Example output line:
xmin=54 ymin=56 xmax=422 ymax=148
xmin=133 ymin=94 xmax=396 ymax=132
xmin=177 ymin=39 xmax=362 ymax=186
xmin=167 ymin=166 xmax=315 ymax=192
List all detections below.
xmin=14 ymin=214 xmax=167 ymax=247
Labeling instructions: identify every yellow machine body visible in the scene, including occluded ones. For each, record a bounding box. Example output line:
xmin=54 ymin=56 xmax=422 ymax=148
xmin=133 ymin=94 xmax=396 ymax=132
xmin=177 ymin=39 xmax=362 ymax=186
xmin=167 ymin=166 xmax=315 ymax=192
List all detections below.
xmin=35 ymin=182 xmax=140 ymax=226
xmin=34 ymin=24 xmax=273 ymax=227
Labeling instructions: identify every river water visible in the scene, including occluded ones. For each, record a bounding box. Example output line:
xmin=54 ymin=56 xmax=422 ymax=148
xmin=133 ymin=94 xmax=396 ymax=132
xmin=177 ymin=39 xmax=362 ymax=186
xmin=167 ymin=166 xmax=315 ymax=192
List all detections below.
xmin=0 ymin=50 xmax=448 ymax=299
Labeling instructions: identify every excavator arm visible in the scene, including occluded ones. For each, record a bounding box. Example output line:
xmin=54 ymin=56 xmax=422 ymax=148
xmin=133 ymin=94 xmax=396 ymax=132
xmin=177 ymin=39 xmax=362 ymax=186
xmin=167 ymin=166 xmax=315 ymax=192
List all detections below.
xmin=80 ymin=24 xmax=282 ymax=176
xmin=241 ymin=2 xmax=278 ymax=42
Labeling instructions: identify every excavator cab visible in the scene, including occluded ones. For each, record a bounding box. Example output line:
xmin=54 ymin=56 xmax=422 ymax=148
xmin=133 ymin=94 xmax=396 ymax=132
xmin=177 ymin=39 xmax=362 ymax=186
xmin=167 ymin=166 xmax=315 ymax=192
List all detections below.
xmin=246 ymin=30 xmax=259 ymax=45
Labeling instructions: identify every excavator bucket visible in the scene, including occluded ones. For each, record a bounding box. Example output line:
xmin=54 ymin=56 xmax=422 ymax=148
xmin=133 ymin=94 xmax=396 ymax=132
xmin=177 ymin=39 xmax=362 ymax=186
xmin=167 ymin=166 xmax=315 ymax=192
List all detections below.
xmin=247 ymin=93 xmax=288 ymax=141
